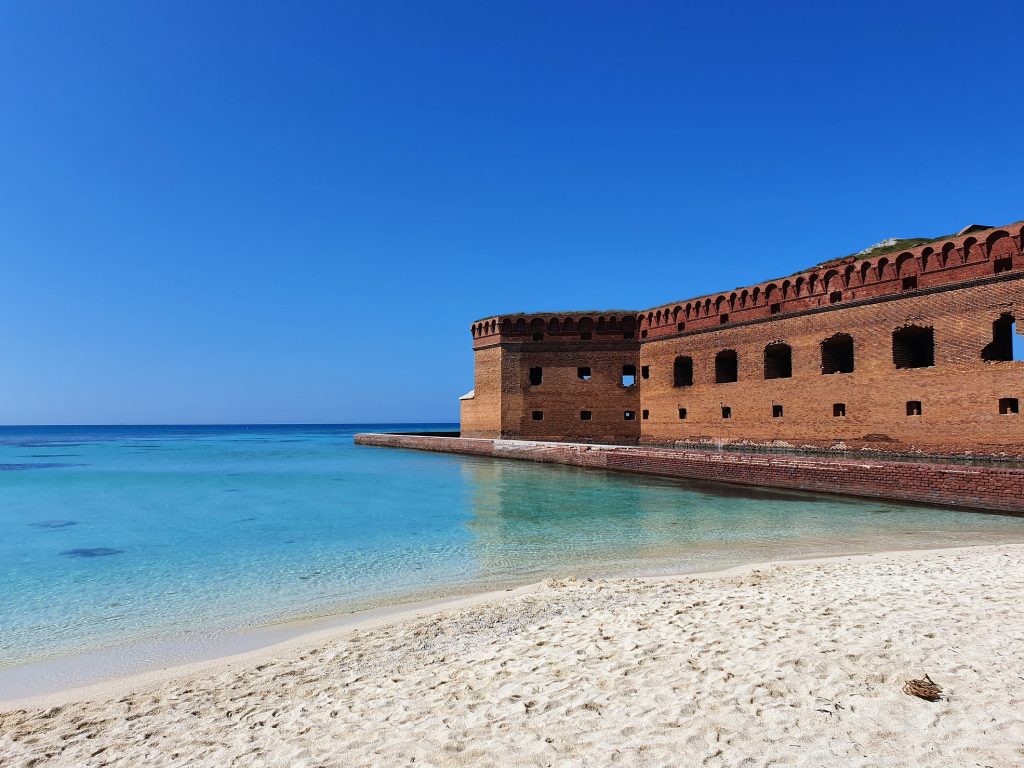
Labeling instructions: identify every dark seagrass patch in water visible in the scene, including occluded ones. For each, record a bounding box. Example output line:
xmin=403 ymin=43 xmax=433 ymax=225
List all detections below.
xmin=1 ymin=463 xmax=83 ymax=471
xmin=60 ymin=548 xmax=124 ymax=558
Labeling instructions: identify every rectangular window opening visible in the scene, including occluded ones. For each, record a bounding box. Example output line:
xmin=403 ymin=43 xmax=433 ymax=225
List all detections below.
xmin=678 ymin=407 xmax=687 ymax=420
xmin=577 ymin=366 xmax=591 ymax=380
xmin=641 ymin=365 xmax=650 ymax=379
xmin=531 ymin=410 xmax=544 ymax=421
xmin=906 ymin=400 xmax=922 ymax=416
xmin=641 ymin=330 xmax=648 ymax=338
xmin=580 ymin=410 xmax=592 ymax=421
xmin=994 ymin=257 xmax=1013 ymax=274
xmin=772 ymin=404 xmax=784 ymax=418
xmin=677 ymin=322 xmax=686 ymax=332
xmin=821 ymin=334 xmax=855 ymax=374
xmin=719 ymin=313 xmax=729 ymax=324
xmin=901 ymin=276 xmax=917 ymax=292
xmin=715 ymin=350 xmax=739 ymax=383
xmin=528 ymin=367 xmax=543 ymax=386
xmin=674 ymin=356 xmax=694 ymax=387
xmin=764 ymin=343 xmax=793 ymax=379
xmin=642 ymin=409 xmax=649 ymax=420
xmin=829 ymin=291 xmax=843 ymax=304
xmin=621 ymin=365 xmax=636 ymax=387
xmin=532 ymin=332 xmax=544 ymax=341
xmin=893 ymin=326 xmax=934 ymax=369
xmin=623 ymin=410 xmax=635 ymax=421
xmin=833 ymin=403 xmax=846 ymax=417
xmin=999 ymin=397 xmax=1020 ymax=415
xmin=721 ymin=406 xmax=732 ymax=419
xmin=770 ymin=303 xmax=781 ymax=315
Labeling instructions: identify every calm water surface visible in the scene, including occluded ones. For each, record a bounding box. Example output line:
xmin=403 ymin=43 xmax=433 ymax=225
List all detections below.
xmin=3 ymin=424 xmax=1023 ymax=676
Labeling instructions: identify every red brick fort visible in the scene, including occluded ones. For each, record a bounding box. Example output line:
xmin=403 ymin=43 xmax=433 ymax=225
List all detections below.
xmin=461 ymin=221 xmax=1024 ymax=459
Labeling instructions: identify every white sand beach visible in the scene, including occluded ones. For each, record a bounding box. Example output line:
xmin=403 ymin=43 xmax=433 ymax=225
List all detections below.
xmin=2 ymin=544 xmax=1023 ymax=767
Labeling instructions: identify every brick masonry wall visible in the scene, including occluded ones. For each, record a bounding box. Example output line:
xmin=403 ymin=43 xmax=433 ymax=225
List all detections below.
xmin=354 ymin=433 xmax=1024 ymax=514
xmin=461 ymin=345 xmax=502 ymax=437
xmin=497 ymin=342 xmax=641 ymax=443
xmin=639 ymin=275 xmax=1024 ymax=456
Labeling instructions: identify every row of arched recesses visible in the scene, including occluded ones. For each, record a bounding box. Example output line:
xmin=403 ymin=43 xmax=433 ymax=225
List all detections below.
xmin=472 ymin=315 xmax=639 ymax=340
xmin=666 ymin=318 xmax=1019 ymax=385
xmin=638 ymin=227 xmax=1023 ymax=330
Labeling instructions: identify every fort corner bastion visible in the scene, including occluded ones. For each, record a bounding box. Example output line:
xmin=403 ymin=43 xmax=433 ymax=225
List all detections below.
xmin=358 ymin=220 xmax=1024 ymax=513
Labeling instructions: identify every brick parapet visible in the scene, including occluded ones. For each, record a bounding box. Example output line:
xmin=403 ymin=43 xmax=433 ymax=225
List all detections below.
xmin=354 ymin=433 xmax=1024 ymax=515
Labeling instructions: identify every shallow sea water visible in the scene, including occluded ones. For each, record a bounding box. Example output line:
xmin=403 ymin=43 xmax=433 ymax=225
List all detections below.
xmin=2 ymin=424 xmax=1023 ymax=678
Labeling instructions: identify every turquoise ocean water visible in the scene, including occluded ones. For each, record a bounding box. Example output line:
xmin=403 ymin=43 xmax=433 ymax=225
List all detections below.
xmin=2 ymin=424 xmax=1023 ymax=683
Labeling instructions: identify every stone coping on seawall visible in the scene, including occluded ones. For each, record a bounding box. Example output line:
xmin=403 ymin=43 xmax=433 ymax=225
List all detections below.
xmin=353 ymin=432 xmax=1024 ymax=515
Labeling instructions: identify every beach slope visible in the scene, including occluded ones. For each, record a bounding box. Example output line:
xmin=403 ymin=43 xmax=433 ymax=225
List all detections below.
xmin=2 ymin=545 xmax=1023 ymax=767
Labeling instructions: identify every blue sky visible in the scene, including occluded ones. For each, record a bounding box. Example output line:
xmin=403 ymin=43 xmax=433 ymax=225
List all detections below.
xmin=1 ymin=1 xmax=1021 ymax=424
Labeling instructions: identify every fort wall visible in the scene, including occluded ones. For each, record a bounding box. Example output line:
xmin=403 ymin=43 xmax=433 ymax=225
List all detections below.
xmin=462 ymin=221 xmax=1024 ymax=458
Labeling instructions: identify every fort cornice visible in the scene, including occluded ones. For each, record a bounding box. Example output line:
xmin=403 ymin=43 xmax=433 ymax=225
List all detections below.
xmin=645 ymin=267 xmax=1024 ymax=345
xmin=639 ymin=221 xmax=1024 ymax=341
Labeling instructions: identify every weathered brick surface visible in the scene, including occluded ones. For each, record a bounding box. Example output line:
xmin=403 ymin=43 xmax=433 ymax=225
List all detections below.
xmin=462 ymin=221 xmax=1024 ymax=457
xmin=354 ymin=433 xmax=1024 ymax=514
xmin=496 ymin=342 xmax=641 ymax=443
xmin=460 ymin=345 xmax=502 ymax=437
xmin=640 ymin=277 xmax=1024 ymax=456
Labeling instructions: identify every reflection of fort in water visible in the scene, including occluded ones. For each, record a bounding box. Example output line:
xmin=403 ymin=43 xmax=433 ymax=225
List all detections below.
xmin=458 ymin=458 xmax=868 ymax=573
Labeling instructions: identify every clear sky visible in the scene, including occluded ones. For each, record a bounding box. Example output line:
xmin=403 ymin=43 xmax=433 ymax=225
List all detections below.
xmin=1 ymin=1 xmax=1022 ymax=425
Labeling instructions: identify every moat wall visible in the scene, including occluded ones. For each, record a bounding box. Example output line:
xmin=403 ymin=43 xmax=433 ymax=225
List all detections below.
xmin=354 ymin=433 xmax=1024 ymax=514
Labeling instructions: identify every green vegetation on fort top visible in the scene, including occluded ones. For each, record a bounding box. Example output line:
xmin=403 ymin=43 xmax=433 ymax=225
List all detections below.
xmin=846 ymin=237 xmax=939 ymax=259
xmin=788 ymin=232 xmax=960 ymax=277
xmin=842 ymin=235 xmax=957 ymax=262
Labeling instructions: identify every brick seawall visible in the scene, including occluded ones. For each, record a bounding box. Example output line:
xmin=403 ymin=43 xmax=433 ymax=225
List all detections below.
xmin=354 ymin=433 xmax=1024 ymax=514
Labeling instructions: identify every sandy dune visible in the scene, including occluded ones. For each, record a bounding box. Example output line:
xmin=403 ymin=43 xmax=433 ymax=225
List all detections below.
xmin=2 ymin=544 xmax=1023 ymax=767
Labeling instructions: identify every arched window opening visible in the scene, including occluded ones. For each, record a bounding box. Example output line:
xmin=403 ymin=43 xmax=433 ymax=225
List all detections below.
xmin=982 ymin=314 xmax=1021 ymax=362
xmin=764 ymin=342 xmax=793 ymax=379
xmin=715 ymin=350 xmax=738 ymax=384
xmin=673 ymin=356 xmax=693 ymax=387
xmin=892 ymin=326 xmax=935 ymax=369
xmin=821 ymin=334 xmax=854 ymax=375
